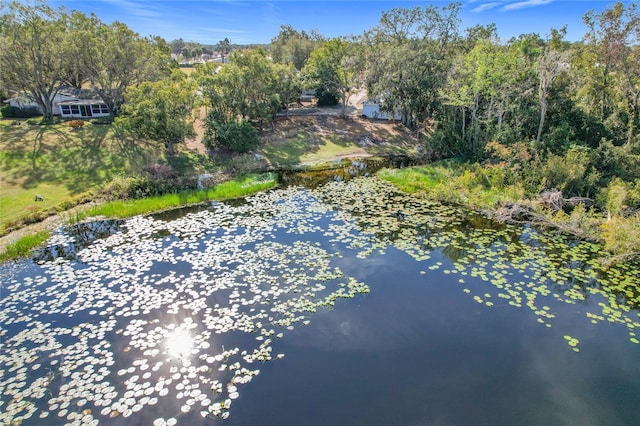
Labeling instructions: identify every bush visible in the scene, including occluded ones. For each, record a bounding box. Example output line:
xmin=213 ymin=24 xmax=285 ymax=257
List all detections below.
xmin=540 ymin=145 xmax=599 ymax=197
xmin=100 ymin=172 xmax=198 ymax=201
xmin=1 ymin=105 xmax=41 ymax=118
xmin=212 ymin=121 xmax=260 ymax=154
xmin=67 ymin=119 xmax=85 ymax=129
xmin=315 ymin=88 xmax=339 ymax=106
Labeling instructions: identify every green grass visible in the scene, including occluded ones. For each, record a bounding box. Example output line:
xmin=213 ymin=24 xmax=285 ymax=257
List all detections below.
xmin=257 ymin=116 xmax=420 ymax=168
xmin=0 ymin=230 xmax=51 ymax=262
xmin=0 ymin=118 xmax=217 ymax=234
xmin=377 ymin=160 xmax=525 ymax=209
xmin=86 ymin=173 xmax=277 ymax=219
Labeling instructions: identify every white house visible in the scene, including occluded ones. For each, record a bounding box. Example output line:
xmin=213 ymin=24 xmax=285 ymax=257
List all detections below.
xmin=3 ymin=92 xmax=110 ymax=118
xmin=362 ymin=101 xmax=402 ymax=120
xmin=4 ymin=93 xmax=78 ymax=116
xmin=58 ymin=99 xmax=110 ymax=118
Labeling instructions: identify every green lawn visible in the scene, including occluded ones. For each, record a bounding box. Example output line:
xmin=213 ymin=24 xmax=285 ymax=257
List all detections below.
xmin=0 ymin=119 xmax=166 ymax=233
xmin=257 ymin=116 xmax=421 ymax=168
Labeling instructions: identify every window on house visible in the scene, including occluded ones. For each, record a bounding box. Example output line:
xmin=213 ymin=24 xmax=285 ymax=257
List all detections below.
xmin=61 ymin=105 xmax=71 ymax=115
xmin=92 ymin=105 xmax=101 ymax=114
xmin=70 ymin=105 xmax=80 ymax=115
xmin=100 ymin=105 xmax=110 ymax=114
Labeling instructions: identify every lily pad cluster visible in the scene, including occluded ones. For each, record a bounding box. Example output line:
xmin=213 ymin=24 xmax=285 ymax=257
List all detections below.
xmin=1 ymin=176 xmax=639 ymax=425
xmin=313 ymin=177 xmax=640 ymax=347
xmin=0 ymin=189 xmax=370 ymax=425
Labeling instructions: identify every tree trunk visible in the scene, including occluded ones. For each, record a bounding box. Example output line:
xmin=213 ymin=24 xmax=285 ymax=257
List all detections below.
xmin=165 ymin=141 xmax=175 ymax=156
xmin=601 ymin=63 xmax=609 ymax=121
xmin=461 ymin=107 xmax=466 ymax=140
xmin=536 ymin=98 xmax=547 ymax=148
xmin=627 ymin=92 xmax=638 ymax=145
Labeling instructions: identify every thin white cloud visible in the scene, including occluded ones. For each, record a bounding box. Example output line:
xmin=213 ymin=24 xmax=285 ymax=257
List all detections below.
xmin=502 ymin=0 xmax=555 ymax=11
xmin=470 ymin=0 xmax=555 ymax=13
xmin=103 ymin=0 xmax=162 ymax=18
xmin=471 ymin=2 xmax=503 ymax=13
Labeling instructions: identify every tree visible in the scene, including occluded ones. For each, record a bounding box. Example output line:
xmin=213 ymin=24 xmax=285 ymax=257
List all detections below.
xmin=198 ymin=48 xmax=283 ymax=149
xmin=169 ymin=38 xmax=186 ymax=55
xmin=536 ymin=48 xmax=570 ymax=147
xmin=207 ymin=121 xmax=260 ymax=153
xmin=270 ymin=25 xmax=323 ymax=70
xmin=68 ymin=12 xmax=174 ymax=117
xmin=303 ymin=39 xmax=362 ymax=117
xmin=216 ymin=38 xmax=231 ymax=63
xmin=118 ymin=70 xmax=195 ymax=155
xmin=584 ymin=2 xmax=640 ymax=145
xmin=363 ymin=3 xmax=461 ymax=129
xmin=273 ymin=63 xmax=302 ymax=118
xmin=0 ymin=1 xmax=69 ymax=121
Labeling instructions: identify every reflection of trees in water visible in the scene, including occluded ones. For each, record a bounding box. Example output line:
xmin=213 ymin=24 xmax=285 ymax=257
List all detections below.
xmin=278 ymin=157 xmax=421 ymax=189
xmin=35 ymin=220 xmax=124 ymax=262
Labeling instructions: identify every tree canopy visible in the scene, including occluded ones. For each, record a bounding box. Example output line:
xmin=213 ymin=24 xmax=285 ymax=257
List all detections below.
xmin=0 ymin=1 xmax=70 ymax=120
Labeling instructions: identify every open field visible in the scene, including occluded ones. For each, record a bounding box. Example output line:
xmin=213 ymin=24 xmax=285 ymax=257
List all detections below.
xmin=0 ymin=119 xmax=166 ymax=233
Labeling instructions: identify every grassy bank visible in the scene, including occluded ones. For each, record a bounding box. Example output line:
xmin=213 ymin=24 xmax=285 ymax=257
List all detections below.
xmin=85 ymin=172 xmax=277 ymax=219
xmin=0 ymin=173 xmax=277 ymax=262
xmin=0 ymin=231 xmax=51 ymax=263
xmin=257 ymin=116 xmax=421 ymax=168
xmin=377 ymin=161 xmax=640 ymax=261
xmin=0 ymin=118 xmax=163 ymax=233
xmin=377 ymin=160 xmax=525 ymax=209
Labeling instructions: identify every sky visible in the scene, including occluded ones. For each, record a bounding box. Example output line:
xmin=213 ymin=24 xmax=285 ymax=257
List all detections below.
xmin=48 ymin=1 xmax=633 ymax=45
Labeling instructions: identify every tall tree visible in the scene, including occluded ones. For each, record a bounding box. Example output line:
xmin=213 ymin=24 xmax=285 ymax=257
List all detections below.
xmin=198 ymin=48 xmax=281 ymax=138
xmin=584 ymin=2 xmax=640 ymax=145
xmin=364 ymin=3 xmax=461 ymax=129
xmin=118 ymin=70 xmax=195 ymax=155
xmin=216 ymin=38 xmax=231 ymax=63
xmin=270 ymin=25 xmax=323 ymax=70
xmin=169 ymin=38 xmax=186 ymax=55
xmin=536 ymin=48 xmax=570 ymax=148
xmin=583 ymin=2 xmax=640 ymax=143
xmin=273 ymin=63 xmax=302 ymax=118
xmin=0 ymin=1 xmax=69 ymax=120
xmin=302 ymin=38 xmax=362 ymax=118
xmin=68 ymin=12 xmax=174 ymax=117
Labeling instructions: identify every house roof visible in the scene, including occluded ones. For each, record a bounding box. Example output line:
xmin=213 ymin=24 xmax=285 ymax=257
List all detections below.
xmin=4 ymin=93 xmax=78 ymax=103
xmin=57 ymin=99 xmax=107 ymax=106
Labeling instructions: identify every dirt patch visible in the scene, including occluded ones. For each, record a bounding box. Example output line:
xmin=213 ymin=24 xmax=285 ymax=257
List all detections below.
xmin=184 ymin=108 xmax=208 ymax=155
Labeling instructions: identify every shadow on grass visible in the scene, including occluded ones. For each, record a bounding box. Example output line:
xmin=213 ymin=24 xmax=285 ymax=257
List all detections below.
xmin=1 ymin=123 xmax=165 ymax=196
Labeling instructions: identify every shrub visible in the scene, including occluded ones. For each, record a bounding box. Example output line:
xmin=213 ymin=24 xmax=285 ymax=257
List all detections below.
xmin=213 ymin=121 xmax=260 ymax=154
xmin=315 ymin=88 xmax=339 ymax=106
xmin=67 ymin=119 xmax=85 ymax=129
xmin=540 ymin=145 xmax=598 ymax=197
xmin=1 ymin=105 xmax=41 ymax=118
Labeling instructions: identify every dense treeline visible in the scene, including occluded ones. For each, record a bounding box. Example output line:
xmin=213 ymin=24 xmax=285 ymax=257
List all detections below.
xmin=2 ymin=1 xmax=640 ymax=257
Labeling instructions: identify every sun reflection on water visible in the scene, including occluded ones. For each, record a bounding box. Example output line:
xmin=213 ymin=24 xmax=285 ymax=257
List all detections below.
xmin=165 ymin=328 xmax=194 ymax=360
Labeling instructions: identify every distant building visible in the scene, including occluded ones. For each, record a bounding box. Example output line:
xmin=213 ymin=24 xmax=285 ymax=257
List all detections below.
xmin=362 ymin=100 xmax=401 ymax=120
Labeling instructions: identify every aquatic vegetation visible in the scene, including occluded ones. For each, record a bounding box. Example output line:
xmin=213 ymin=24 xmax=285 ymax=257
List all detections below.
xmin=86 ymin=173 xmax=277 ymax=220
xmin=1 ymin=176 xmax=638 ymax=425
xmin=0 ymin=187 xmax=368 ymax=425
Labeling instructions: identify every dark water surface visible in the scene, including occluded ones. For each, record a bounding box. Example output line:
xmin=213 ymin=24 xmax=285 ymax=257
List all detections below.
xmin=1 ymin=176 xmax=639 ymax=426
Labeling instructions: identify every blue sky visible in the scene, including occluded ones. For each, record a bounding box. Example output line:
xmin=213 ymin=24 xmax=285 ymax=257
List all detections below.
xmin=49 ymin=1 xmax=631 ymax=45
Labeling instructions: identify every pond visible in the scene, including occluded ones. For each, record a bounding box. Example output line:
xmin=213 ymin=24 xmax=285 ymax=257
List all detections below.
xmin=1 ymin=175 xmax=639 ymax=426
